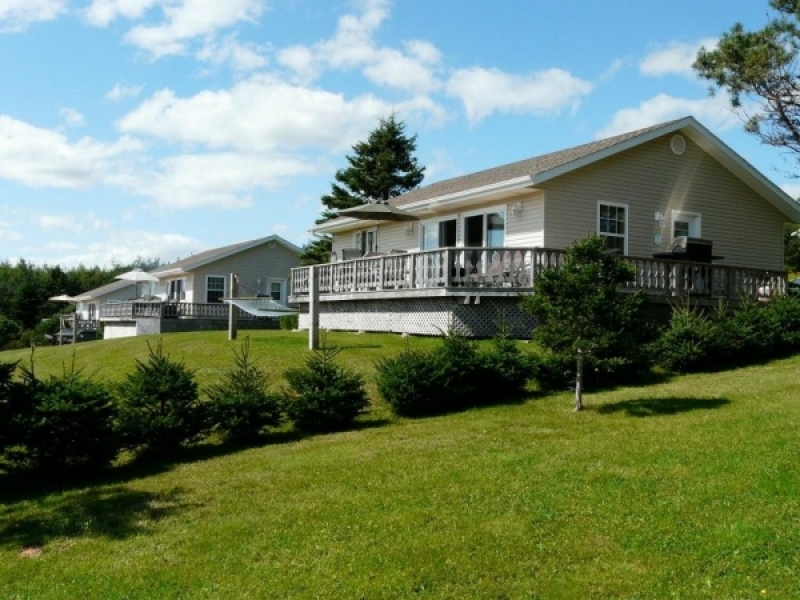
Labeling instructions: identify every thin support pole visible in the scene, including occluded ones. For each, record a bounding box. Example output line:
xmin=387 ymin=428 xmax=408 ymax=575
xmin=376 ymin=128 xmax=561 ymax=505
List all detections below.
xmin=309 ymin=265 xmax=320 ymax=350
xmin=228 ymin=273 xmax=238 ymax=341
xmin=575 ymin=348 xmax=584 ymax=412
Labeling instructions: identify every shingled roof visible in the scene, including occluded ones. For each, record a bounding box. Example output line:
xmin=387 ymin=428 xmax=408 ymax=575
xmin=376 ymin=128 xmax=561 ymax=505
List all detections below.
xmin=392 ymin=119 xmax=680 ymax=207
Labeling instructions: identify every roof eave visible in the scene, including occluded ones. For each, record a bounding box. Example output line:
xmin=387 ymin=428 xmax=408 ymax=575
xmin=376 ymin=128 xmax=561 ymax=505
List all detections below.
xmin=312 ymin=176 xmax=535 ymax=234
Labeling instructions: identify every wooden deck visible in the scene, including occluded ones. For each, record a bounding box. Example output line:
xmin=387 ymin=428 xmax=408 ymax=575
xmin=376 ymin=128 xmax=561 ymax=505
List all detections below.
xmin=99 ymin=301 xmax=265 ymax=321
xmin=290 ymin=247 xmax=787 ymax=303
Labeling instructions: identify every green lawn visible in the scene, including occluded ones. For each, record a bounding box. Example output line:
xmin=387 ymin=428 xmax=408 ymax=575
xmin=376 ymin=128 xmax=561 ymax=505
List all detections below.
xmin=1 ymin=332 xmax=799 ymax=598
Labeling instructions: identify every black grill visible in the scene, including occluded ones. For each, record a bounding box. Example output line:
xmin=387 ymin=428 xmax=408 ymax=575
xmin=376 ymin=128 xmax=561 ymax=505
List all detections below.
xmin=653 ymin=237 xmax=722 ymax=263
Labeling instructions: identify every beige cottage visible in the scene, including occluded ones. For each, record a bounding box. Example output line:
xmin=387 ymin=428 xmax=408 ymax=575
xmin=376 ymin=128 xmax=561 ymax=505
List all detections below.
xmin=291 ymin=117 xmax=800 ymax=337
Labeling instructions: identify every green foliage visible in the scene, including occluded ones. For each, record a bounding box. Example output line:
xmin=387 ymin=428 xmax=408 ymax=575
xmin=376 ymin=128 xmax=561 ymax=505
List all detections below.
xmin=376 ymin=332 xmax=533 ymax=417
xmin=476 ymin=333 xmax=534 ymax=399
xmin=652 ymin=295 xmax=800 ymax=372
xmin=694 ymin=1 xmax=800 ymax=162
xmin=279 ymin=314 xmax=299 ymax=330
xmin=299 ymin=236 xmax=333 ymax=265
xmin=321 ymin=113 xmax=425 ymax=211
xmin=283 ymin=345 xmax=368 ymax=433
xmin=116 ymin=340 xmax=204 ymax=456
xmin=0 ymin=360 xmax=24 ymax=457
xmin=375 ymin=345 xmax=444 ymax=417
xmin=2 ymin=362 xmax=119 ymax=472
xmin=521 ymin=235 xmax=653 ymax=388
xmin=0 ymin=316 xmax=22 ymax=349
xmin=785 ymin=223 xmax=800 ymax=271
xmin=206 ymin=338 xmax=282 ymax=441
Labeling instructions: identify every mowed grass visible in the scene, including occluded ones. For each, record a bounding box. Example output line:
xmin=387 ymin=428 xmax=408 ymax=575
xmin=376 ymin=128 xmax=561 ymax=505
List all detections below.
xmin=1 ymin=332 xmax=800 ymax=598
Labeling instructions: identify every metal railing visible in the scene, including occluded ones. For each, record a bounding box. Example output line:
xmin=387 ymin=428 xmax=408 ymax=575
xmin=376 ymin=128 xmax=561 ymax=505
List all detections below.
xmin=290 ymin=247 xmax=787 ymax=300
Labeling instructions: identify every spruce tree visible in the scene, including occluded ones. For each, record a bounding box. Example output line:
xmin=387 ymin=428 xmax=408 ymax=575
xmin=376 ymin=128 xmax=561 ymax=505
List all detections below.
xmin=300 ymin=114 xmax=425 ymax=264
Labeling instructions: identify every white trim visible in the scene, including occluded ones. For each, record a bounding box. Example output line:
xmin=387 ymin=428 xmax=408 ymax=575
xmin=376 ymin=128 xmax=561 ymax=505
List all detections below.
xmin=205 ymin=274 xmax=226 ymax=303
xmin=597 ymin=201 xmax=628 ymax=254
xmin=671 ymin=210 xmax=702 ymax=239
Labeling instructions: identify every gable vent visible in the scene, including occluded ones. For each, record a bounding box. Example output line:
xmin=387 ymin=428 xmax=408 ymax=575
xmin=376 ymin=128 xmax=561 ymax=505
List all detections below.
xmin=670 ymin=134 xmax=686 ymax=155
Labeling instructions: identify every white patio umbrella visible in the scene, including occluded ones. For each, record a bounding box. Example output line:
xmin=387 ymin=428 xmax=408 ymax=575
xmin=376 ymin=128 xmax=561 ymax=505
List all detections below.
xmin=49 ymin=294 xmax=76 ymax=302
xmin=115 ymin=268 xmax=159 ymax=298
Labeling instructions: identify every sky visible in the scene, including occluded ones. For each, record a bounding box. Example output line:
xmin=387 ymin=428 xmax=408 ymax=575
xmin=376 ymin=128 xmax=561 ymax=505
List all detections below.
xmin=0 ymin=0 xmax=797 ymax=268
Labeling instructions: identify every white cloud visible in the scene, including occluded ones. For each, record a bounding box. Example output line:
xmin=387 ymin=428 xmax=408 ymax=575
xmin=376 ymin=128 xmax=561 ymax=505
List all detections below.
xmin=599 ymin=57 xmax=630 ymax=82
xmin=781 ymin=183 xmax=800 ymax=200
xmin=640 ymin=38 xmax=717 ymax=78
xmin=36 ymin=212 xmax=111 ymax=233
xmin=277 ymin=0 xmax=442 ymax=95
xmin=0 ymin=115 xmax=143 ymax=189
xmin=27 ymin=231 xmax=205 ymax=269
xmin=0 ymin=0 xmax=65 ymax=33
xmin=128 ymin=151 xmax=322 ymax=209
xmin=60 ymin=107 xmax=86 ymax=128
xmin=125 ymin=0 xmax=263 ymax=58
xmin=84 ymin=0 xmax=159 ymax=27
xmin=106 ymin=83 xmax=145 ymax=101
xmin=117 ymin=75 xmax=403 ymax=152
xmin=446 ymin=67 xmax=593 ymax=123
xmin=595 ymin=93 xmax=738 ymax=138
xmin=196 ymin=35 xmax=267 ymax=71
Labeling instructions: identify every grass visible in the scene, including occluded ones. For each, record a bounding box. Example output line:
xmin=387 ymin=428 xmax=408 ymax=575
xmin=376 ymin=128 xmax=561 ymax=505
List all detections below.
xmin=1 ymin=332 xmax=800 ymax=598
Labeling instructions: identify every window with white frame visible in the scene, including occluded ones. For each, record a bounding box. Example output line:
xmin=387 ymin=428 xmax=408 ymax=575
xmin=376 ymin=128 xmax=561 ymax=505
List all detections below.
xmin=268 ymin=278 xmax=285 ymax=302
xmin=421 ymin=218 xmax=456 ymax=250
xmin=463 ymin=210 xmax=505 ymax=247
xmin=598 ymin=202 xmax=627 ymax=254
xmin=206 ymin=275 xmax=225 ymax=303
xmin=671 ymin=211 xmax=701 ymax=240
xmin=354 ymin=229 xmax=377 ymax=255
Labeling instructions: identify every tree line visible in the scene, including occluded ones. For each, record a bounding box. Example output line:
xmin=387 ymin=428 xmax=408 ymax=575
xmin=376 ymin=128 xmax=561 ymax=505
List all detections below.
xmin=0 ymin=258 xmax=160 ymax=349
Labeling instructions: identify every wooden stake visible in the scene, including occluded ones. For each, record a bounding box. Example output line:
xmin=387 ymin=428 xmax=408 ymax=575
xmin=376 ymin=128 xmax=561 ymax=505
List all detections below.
xmin=575 ymin=348 xmax=584 ymax=411
xmin=309 ymin=265 xmax=320 ymax=350
xmin=228 ymin=273 xmax=238 ymax=341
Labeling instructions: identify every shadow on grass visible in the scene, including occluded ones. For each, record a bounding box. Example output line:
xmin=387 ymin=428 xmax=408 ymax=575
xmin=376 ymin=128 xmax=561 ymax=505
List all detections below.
xmin=0 ymin=485 xmax=194 ymax=549
xmin=597 ymin=396 xmax=730 ymax=417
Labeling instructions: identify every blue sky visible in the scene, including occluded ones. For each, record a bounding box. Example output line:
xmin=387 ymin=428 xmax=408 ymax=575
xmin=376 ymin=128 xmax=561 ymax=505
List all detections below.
xmin=0 ymin=0 xmax=796 ymax=268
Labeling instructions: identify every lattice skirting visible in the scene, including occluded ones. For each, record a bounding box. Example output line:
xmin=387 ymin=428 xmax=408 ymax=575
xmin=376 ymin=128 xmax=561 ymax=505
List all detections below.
xmin=298 ymin=297 xmax=536 ymax=338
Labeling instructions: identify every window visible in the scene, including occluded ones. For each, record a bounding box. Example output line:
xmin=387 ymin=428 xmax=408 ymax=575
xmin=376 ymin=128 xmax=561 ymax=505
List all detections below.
xmin=269 ymin=281 xmax=283 ymax=302
xmin=671 ymin=211 xmax=701 ymax=240
xmin=168 ymin=279 xmax=185 ymax=302
xmin=421 ymin=218 xmax=456 ymax=250
xmin=206 ymin=276 xmax=225 ymax=303
xmin=463 ymin=211 xmax=505 ymax=247
xmin=598 ymin=202 xmax=627 ymax=254
xmin=355 ymin=229 xmax=377 ymax=255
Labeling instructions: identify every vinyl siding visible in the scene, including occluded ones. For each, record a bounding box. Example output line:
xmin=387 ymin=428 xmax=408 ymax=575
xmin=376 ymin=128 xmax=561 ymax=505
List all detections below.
xmin=542 ymin=135 xmax=788 ymax=270
xmin=191 ymin=242 xmax=299 ymax=300
xmin=506 ymin=191 xmax=544 ymax=247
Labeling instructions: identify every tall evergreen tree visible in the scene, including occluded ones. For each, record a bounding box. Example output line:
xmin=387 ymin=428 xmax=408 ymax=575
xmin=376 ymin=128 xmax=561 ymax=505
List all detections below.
xmin=300 ymin=114 xmax=425 ymax=264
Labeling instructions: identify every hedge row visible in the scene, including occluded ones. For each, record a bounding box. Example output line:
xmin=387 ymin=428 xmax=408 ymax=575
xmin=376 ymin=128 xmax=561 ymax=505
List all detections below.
xmin=0 ymin=338 xmax=367 ymax=474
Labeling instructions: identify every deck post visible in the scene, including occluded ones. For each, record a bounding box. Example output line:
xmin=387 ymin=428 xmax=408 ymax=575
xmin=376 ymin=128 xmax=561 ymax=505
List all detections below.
xmin=228 ymin=273 xmax=238 ymax=341
xmin=309 ymin=265 xmax=320 ymax=350
xmin=72 ymin=312 xmax=77 ymax=345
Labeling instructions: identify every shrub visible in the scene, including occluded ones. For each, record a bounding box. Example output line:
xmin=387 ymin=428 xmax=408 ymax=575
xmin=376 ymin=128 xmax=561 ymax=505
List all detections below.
xmin=521 ymin=235 xmax=653 ymax=389
xmin=206 ymin=338 xmax=282 ymax=441
xmin=283 ymin=345 xmax=368 ymax=433
xmin=476 ymin=333 xmax=534 ymax=400
xmin=0 ymin=361 xmax=24 ymax=459
xmin=763 ymin=294 xmax=800 ymax=352
xmin=116 ymin=340 xmax=204 ymax=456
xmin=649 ymin=303 xmax=722 ymax=372
xmin=4 ymin=363 xmax=119 ymax=472
xmin=376 ymin=345 xmax=443 ymax=417
xmin=279 ymin=314 xmax=299 ymax=330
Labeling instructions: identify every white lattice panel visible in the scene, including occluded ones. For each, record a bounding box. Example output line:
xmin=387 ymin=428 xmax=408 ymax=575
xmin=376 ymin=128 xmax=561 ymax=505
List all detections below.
xmin=298 ymin=298 xmax=535 ymax=338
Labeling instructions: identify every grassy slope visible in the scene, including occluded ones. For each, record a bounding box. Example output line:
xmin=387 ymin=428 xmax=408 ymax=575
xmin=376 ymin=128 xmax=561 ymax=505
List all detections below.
xmin=1 ymin=333 xmax=799 ymax=598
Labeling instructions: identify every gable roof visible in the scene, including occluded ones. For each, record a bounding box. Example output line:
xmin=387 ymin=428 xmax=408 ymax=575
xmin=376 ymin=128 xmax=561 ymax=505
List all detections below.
xmin=73 ymin=278 xmax=137 ymax=302
xmin=151 ymin=234 xmax=301 ymax=276
xmin=315 ymin=116 xmax=800 ymax=233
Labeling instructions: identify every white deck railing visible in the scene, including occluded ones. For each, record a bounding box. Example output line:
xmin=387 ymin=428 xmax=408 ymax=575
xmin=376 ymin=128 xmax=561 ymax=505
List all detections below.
xmin=290 ymin=247 xmax=787 ymax=301
xmin=99 ymin=302 xmax=262 ymax=320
